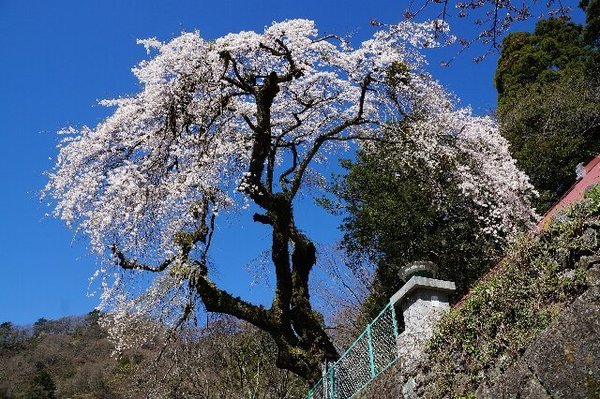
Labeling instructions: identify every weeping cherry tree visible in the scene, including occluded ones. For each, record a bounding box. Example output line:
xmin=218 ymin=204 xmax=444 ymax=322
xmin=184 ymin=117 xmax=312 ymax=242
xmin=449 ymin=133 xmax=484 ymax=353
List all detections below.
xmin=44 ymin=19 xmax=537 ymax=382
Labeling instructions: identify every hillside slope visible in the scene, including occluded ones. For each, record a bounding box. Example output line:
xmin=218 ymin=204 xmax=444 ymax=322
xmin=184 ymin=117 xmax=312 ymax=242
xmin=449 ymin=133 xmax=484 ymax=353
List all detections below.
xmin=0 ymin=313 xmax=305 ymax=399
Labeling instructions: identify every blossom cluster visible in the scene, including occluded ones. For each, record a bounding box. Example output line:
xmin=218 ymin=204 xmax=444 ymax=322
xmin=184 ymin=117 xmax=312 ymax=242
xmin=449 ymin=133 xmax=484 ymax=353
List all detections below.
xmin=44 ymin=19 xmax=454 ymax=259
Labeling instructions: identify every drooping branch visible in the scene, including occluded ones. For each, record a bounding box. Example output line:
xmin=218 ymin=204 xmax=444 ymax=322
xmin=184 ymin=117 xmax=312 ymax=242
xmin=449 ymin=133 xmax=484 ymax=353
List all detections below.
xmin=399 ymin=0 xmax=572 ymax=59
xmin=113 ymin=248 xmax=276 ymax=337
xmin=112 ymin=246 xmax=175 ymax=272
xmin=175 ymin=198 xmax=212 ymax=258
xmin=200 ymin=211 xmax=216 ymax=265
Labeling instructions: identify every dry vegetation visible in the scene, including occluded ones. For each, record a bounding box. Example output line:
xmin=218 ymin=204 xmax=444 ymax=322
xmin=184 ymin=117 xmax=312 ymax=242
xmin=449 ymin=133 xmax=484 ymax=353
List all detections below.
xmin=0 ymin=313 xmax=307 ymax=399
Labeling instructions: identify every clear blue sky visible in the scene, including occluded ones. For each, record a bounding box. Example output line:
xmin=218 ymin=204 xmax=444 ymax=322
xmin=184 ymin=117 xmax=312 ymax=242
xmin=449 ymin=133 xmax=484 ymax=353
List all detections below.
xmin=0 ymin=0 xmax=582 ymax=325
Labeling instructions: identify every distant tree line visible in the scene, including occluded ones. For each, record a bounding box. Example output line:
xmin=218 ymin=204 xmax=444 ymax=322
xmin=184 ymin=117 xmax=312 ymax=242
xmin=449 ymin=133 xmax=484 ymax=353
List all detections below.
xmin=0 ymin=312 xmax=306 ymax=399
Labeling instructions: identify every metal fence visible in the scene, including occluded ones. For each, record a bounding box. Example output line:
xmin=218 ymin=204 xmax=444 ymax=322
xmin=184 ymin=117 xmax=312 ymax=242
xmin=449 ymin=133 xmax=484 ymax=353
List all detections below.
xmin=306 ymin=302 xmax=399 ymax=399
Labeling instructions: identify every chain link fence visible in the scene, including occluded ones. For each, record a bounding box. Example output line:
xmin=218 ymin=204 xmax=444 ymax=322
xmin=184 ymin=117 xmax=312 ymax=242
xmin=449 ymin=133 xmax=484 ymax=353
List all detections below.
xmin=306 ymin=302 xmax=399 ymax=399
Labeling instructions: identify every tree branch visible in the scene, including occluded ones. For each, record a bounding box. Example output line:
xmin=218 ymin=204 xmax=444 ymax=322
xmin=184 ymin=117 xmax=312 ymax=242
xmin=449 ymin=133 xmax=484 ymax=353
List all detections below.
xmin=242 ymin=114 xmax=260 ymax=134
xmin=253 ymin=212 xmax=273 ymax=225
xmin=259 ymin=39 xmax=303 ymax=83
xmin=219 ymin=50 xmax=255 ymax=93
xmin=266 ymin=142 xmax=276 ymax=193
xmin=279 ymin=142 xmax=298 ymax=190
xmin=289 ymin=74 xmax=373 ymax=198
xmin=112 ymin=245 xmax=175 ymax=272
xmin=243 ymin=72 xmax=282 ymax=209
xmin=189 ymin=267 xmax=274 ymax=333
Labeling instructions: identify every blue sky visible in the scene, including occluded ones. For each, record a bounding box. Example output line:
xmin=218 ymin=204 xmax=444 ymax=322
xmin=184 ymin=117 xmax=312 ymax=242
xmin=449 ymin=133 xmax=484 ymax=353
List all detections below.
xmin=0 ymin=0 xmax=582 ymax=325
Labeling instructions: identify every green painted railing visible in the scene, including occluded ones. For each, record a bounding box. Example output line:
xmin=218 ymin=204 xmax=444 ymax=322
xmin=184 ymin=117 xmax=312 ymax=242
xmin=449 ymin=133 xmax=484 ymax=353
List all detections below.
xmin=306 ymin=302 xmax=399 ymax=399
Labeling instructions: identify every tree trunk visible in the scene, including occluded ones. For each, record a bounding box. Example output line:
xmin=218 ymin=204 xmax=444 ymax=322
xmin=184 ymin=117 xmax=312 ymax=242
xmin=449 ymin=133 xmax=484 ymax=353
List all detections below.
xmin=262 ymin=195 xmax=338 ymax=383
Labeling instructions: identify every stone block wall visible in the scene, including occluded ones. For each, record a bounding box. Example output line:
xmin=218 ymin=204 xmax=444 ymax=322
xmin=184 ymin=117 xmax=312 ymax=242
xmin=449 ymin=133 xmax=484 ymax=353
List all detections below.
xmin=476 ymin=282 xmax=600 ymax=399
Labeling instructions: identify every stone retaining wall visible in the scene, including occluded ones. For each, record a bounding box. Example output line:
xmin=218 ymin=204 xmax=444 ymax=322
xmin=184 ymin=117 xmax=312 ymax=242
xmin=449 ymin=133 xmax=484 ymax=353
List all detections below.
xmin=476 ymin=269 xmax=600 ymax=399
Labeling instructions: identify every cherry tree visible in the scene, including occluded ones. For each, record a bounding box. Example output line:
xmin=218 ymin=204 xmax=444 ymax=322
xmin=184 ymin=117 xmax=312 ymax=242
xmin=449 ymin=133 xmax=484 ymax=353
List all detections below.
xmin=44 ymin=19 xmax=536 ymax=382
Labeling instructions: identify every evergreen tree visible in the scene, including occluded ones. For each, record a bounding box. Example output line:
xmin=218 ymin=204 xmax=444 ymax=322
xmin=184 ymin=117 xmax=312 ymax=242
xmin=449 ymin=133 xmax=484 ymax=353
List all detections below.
xmin=27 ymin=364 xmax=56 ymax=399
xmin=326 ymin=131 xmax=516 ymax=315
xmin=581 ymin=0 xmax=600 ymax=44
xmin=496 ymin=10 xmax=600 ymax=212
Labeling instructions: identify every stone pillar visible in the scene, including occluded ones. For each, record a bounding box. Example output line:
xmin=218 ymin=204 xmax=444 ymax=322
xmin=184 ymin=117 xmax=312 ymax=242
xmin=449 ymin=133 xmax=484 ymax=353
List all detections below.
xmin=391 ymin=263 xmax=456 ymax=365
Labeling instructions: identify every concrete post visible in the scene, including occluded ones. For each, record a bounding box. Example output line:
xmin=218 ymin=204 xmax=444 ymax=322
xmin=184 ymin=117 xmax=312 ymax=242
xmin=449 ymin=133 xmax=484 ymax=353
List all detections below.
xmin=391 ymin=275 xmax=456 ymax=365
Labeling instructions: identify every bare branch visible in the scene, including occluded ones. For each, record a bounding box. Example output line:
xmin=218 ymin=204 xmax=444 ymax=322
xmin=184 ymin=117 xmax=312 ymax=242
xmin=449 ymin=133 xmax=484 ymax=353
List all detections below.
xmin=253 ymin=213 xmax=272 ymax=225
